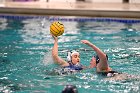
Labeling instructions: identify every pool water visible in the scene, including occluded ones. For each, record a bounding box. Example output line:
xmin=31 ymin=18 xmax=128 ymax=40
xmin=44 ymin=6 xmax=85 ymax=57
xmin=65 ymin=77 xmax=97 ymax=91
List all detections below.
xmin=0 ymin=15 xmax=140 ymax=93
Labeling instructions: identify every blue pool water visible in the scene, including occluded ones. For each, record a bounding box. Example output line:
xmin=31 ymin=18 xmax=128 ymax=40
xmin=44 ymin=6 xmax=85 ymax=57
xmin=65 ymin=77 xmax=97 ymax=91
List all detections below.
xmin=0 ymin=15 xmax=140 ymax=93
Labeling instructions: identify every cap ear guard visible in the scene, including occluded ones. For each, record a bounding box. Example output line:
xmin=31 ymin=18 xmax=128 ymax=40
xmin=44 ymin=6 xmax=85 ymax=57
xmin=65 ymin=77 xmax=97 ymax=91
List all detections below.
xmin=95 ymin=54 xmax=108 ymax=65
xmin=95 ymin=55 xmax=100 ymax=65
xmin=67 ymin=51 xmax=71 ymax=62
xmin=106 ymin=54 xmax=108 ymax=60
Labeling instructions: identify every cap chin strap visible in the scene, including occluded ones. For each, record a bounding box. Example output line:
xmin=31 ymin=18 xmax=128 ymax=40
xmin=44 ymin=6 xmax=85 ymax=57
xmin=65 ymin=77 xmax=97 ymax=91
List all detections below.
xmin=75 ymin=63 xmax=81 ymax=67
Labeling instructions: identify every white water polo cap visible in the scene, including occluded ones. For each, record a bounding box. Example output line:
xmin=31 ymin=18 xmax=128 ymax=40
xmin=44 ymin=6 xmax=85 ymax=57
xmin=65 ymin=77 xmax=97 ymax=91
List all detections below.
xmin=67 ymin=50 xmax=79 ymax=62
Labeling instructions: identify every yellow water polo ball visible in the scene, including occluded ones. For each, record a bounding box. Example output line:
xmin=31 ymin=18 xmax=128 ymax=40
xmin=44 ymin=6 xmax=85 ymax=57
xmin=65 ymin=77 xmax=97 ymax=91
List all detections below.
xmin=50 ymin=21 xmax=64 ymax=37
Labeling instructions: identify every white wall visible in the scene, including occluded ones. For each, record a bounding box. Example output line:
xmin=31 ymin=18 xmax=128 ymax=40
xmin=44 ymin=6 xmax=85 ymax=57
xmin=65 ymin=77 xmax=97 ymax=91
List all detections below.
xmin=41 ymin=0 xmax=140 ymax=3
xmin=90 ymin=0 xmax=122 ymax=3
xmin=130 ymin=0 xmax=140 ymax=3
xmin=50 ymin=0 xmax=123 ymax=3
xmin=0 ymin=0 xmax=5 ymax=7
xmin=48 ymin=0 xmax=76 ymax=2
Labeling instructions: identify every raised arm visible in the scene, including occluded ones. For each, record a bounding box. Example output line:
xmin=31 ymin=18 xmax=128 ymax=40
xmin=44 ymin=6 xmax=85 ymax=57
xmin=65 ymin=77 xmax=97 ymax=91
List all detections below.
xmin=52 ymin=35 xmax=68 ymax=66
xmin=81 ymin=40 xmax=110 ymax=71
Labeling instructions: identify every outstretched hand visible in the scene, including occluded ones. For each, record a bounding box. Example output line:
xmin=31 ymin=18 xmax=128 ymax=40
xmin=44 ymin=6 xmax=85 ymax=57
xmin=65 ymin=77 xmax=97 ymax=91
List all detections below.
xmin=81 ymin=40 xmax=91 ymax=45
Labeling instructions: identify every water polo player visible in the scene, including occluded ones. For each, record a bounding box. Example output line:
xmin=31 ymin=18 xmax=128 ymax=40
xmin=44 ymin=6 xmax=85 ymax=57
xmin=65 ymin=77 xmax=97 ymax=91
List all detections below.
xmin=81 ymin=40 xmax=140 ymax=81
xmin=81 ymin=40 xmax=121 ymax=77
xmin=51 ymin=35 xmax=87 ymax=74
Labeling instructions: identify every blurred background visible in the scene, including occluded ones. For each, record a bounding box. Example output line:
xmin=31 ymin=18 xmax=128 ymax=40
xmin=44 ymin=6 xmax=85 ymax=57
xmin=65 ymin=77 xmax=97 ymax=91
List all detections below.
xmin=4 ymin=0 xmax=140 ymax=3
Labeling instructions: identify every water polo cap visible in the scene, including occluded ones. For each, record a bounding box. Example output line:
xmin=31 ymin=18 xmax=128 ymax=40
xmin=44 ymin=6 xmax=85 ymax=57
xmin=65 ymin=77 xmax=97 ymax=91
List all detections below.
xmin=95 ymin=54 xmax=108 ymax=65
xmin=67 ymin=50 xmax=79 ymax=62
xmin=62 ymin=85 xmax=78 ymax=93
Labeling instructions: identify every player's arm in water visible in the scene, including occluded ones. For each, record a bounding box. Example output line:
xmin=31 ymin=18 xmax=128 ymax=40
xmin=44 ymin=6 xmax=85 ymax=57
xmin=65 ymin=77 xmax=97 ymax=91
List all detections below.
xmin=52 ymin=35 xmax=69 ymax=66
xmin=81 ymin=40 xmax=111 ymax=72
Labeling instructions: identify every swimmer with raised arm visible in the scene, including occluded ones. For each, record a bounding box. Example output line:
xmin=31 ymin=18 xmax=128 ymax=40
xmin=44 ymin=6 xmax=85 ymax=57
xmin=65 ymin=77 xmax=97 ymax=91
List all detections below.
xmin=81 ymin=40 xmax=123 ymax=77
xmin=51 ymin=35 xmax=86 ymax=74
xmin=81 ymin=40 xmax=140 ymax=81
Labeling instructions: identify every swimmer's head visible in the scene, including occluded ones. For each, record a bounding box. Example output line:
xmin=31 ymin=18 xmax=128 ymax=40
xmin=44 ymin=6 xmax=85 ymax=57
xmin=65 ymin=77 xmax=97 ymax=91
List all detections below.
xmin=62 ymin=85 xmax=78 ymax=93
xmin=67 ymin=50 xmax=80 ymax=65
xmin=90 ymin=54 xmax=108 ymax=68
xmin=89 ymin=56 xmax=96 ymax=68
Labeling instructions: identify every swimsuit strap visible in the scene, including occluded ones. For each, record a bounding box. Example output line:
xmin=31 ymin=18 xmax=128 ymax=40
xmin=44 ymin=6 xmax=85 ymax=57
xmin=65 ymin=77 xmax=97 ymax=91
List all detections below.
xmin=64 ymin=63 xmax=83 ymax=70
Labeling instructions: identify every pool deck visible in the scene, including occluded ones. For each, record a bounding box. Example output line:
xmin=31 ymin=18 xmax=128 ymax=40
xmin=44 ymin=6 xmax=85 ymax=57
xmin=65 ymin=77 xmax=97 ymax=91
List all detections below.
xmin=0 ymin=1 xmax=140 ymax=19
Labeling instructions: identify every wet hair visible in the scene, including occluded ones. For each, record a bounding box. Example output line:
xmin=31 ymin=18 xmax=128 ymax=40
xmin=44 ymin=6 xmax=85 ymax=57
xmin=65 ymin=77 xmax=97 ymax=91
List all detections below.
xmin=95 ymin=54 xmax=108 ymax=65
xmin=62 ymin=85 xmax=78 ymax=93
